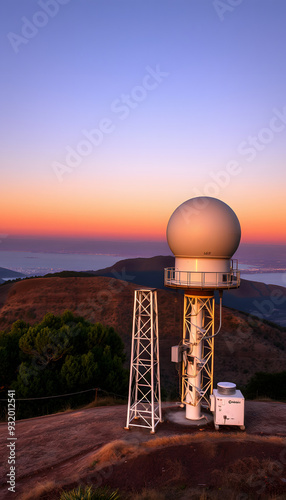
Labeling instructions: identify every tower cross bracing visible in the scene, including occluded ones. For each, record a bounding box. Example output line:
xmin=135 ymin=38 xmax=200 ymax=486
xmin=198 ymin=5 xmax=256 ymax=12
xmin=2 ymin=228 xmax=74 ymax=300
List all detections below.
xmin=125 ymin=289 xmax=162 ymax=433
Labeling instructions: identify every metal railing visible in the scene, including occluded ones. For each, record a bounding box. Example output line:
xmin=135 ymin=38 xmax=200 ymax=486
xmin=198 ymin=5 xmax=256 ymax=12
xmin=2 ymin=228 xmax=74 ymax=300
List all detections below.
xmin=164 ymin=261 xmax=240 ymax=289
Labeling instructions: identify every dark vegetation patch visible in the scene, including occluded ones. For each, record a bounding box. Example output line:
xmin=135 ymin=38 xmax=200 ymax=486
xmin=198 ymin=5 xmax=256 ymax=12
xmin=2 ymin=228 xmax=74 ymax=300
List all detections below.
xmin=0 ymin=311 xmax=128 ymax=420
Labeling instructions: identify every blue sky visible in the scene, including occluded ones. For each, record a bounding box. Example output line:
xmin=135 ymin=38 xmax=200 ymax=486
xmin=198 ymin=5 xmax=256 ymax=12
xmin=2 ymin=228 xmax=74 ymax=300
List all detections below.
xmin=1 ymin=0 xmax=286 ymax=244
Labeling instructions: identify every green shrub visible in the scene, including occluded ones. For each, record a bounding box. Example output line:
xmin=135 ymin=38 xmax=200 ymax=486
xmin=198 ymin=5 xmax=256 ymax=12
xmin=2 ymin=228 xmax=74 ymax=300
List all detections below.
xmin=0 ymin=311 xmax=128 ymax=419
xmin=60 ymin=485 xmax=120 ymax=500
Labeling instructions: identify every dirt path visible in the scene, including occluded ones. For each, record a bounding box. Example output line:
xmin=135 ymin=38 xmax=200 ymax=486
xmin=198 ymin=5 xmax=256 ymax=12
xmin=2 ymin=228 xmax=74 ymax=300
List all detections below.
xmin=0 ymin=401 xmax=286 ymax=499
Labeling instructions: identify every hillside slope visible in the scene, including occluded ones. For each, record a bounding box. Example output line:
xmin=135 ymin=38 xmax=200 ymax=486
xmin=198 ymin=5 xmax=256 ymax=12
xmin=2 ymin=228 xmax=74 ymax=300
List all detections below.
xmin=46 ymin=255 xmax=286 ymax=326
xmin=0 ymin=275 xmax=285 ymax=388
xmin=0 ymin=402 xmax=286 ymax=499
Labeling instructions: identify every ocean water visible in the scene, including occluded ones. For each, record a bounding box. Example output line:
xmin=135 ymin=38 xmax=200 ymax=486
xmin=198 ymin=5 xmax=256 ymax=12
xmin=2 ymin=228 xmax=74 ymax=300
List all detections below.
xmin=0 ymin=251 xmax=121 ymax=277
xmin=0 ymin=250 xmax=286 ymax=288
xmin=240 ymin=272 xmax=286 ymax=288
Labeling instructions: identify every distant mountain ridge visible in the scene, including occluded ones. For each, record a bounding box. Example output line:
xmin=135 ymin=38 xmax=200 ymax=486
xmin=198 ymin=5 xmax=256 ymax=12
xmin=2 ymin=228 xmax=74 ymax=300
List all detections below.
xmin=0 ymin=267 xmax=26 ymax=284
xmin=92 ymin=255 xmax=174 ymax=289
xmin=91 ymin=256 xmax=286 ymax=327
xmin=42 ymin=255 xmax=286 ymax=327
xmin=42 ymin=255 xmax=286 ymax=326
xmin=94 ymin=255 xmax=174 ymax=272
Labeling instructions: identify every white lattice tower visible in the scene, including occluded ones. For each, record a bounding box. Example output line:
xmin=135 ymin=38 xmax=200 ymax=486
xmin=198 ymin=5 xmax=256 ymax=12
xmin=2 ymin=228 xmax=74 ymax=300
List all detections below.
xmin=125 ymin=289 xmax=162 ymax=433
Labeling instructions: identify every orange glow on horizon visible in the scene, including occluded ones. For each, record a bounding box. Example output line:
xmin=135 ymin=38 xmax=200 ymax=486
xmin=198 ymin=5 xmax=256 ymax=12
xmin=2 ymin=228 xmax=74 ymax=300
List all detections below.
xmin=1 ymin=225 xmax=285 ymax=243
xmin=1 ymin=186 xmax=285 ymax=244
xmin=0 ymin=216 xmax=167 ymax=240
xmin=239 ymin=212 xmax=286 ymax=244
xmin=1 ymin=215 xmax=285 ymax=243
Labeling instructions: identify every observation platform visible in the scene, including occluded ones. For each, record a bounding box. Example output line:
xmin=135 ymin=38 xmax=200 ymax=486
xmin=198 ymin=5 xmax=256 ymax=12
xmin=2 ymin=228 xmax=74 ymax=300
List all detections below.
xmin=164 ymin=265 xmax=240 ymax=290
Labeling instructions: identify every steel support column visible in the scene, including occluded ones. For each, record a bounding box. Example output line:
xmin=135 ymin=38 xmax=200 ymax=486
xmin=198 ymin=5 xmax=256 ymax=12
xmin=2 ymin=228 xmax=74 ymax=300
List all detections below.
xmin=181 ymin=293 xmax=215 ymax=419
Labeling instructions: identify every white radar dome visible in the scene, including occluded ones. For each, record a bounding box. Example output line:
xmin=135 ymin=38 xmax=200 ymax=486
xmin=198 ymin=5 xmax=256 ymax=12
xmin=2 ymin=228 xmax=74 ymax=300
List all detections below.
xmin=167 ymin=197 xmax=241 ymax=259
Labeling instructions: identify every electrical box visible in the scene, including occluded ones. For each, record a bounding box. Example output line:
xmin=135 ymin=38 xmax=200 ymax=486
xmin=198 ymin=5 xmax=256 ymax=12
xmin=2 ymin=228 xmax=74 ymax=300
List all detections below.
xmin=171 ymin=345 xmax=181 ymax=363
xmin=211 ymin=382 xmax=245 ymax=430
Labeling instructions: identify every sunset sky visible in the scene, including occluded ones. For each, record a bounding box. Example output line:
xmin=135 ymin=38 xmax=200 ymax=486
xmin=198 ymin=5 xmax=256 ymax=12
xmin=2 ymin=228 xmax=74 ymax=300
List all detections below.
xmin=1 ymin=0 xmax=286 ymax=245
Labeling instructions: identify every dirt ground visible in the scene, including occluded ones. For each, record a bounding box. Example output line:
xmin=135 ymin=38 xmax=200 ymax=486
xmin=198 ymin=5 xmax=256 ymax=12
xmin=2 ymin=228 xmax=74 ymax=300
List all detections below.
xmin=0 ymin=401 xmax=286 ymax=499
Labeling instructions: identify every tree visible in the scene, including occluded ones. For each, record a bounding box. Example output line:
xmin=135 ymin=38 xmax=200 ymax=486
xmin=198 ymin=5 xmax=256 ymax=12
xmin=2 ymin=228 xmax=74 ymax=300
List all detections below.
xmin=0 ymin=320 xmax=29 ymax=387
xmin=1 ymin=311 xmax=128 ymax=415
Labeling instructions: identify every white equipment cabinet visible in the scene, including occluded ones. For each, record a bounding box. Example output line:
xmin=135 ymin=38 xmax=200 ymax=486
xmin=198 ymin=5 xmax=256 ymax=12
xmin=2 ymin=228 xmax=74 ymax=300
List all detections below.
xmin=210 ymin=382 xmax=245 ymax=430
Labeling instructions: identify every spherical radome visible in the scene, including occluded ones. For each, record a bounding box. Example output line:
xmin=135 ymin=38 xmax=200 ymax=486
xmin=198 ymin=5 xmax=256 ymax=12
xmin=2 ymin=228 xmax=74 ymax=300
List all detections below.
xmin=166 ymin=197 xmax=241 ymax=258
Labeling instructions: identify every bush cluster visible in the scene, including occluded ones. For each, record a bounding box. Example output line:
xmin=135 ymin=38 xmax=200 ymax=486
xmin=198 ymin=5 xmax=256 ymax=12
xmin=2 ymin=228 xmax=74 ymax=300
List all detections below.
xmin=0 ymin=311 xmax=128 ymax=419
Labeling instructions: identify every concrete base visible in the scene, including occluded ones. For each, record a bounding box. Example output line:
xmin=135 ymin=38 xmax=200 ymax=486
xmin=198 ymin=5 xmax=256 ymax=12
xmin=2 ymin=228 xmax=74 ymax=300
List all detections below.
xmin=166 ymin=408 xmax=213 ymax=427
